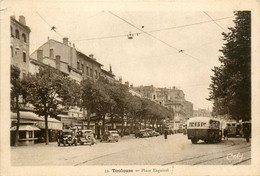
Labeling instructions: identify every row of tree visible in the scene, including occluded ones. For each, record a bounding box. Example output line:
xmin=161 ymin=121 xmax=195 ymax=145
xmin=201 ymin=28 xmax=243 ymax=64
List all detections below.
xmin=11 ymin=66 xmax=173 ymax=145
xmin=208 ymin=11 xmax=251 ymax=122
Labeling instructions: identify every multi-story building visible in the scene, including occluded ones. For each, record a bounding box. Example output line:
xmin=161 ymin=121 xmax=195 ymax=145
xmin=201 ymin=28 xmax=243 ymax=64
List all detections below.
xmin=77 ymin=52 xmax=103 ymax=81
xmin=133 ymin=86 xmax=193 ymax=123
xmin=193 ymin=108 xmax=211 ymax=117
xmin=100 ymin=65 xmax=115 ymax=84
xmin=30 ymin=38 xmax=83 ymax=82
xmin=183 ymin=100 xmax=193 ymax=119
xmin=10 ymin=15 xmax=31 ymax=77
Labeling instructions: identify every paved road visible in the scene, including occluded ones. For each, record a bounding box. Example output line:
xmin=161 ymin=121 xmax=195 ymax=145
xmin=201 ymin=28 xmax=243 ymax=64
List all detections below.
xmin=11 ymin=134 xmax=251 ymax=166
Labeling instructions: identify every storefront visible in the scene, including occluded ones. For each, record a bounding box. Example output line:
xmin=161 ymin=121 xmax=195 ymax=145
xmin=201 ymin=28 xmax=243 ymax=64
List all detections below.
xmin=11 ymin=111 xmax=63 ymax=145
xmin=10 ymin=122 xmax=40 ymax=146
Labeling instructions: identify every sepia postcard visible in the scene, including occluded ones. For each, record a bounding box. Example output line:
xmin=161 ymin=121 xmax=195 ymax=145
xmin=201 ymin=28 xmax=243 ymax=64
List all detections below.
xmin=1 ymin=0 xmax=260 ymax=175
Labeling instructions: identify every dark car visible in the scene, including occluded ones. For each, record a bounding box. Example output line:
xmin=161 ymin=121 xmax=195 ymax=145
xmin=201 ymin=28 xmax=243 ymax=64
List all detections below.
xmin=135 ymin=130 xmax=149 ymax=138
xmin=57 ymin=129 xmax=77 ymax=146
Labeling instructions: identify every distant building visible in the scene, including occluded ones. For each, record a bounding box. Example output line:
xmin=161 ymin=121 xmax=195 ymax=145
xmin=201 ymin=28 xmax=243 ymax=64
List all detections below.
xmin=193 ymin=108 xmax=211 ymax=117
xmin=184 ymin=100 xmax=193 ymax=119
xmin=10 ymin=15 xmax=31 ymax=77
xmin=100 ymin=65 xmax=115 ymax=84
xmin=30 ymin=37 xmax=104 ymax=83
xmin=129 ymin=88 xmax=142 ymax=98
xmin=133 ymin=86 xmax=193 ymax=123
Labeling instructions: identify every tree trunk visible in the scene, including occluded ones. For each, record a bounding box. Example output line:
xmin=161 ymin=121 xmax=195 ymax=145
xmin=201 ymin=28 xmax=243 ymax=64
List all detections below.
xmin=14 ymin=94 xmax=20 ymax=147
xmin=110 ymin=108 xmax=114 ymax=129
xmin=130 ymin=119 xmax=133 ymax=134
xmin=102 ymin=115 xmax=105 ymax=136
xmin=87 ymin=108 xmax=91 ymax=129
xmin=44 ymin=103 xmax=49 ymax=145
xmin=121 ymin=114 xmax=124 ymax=137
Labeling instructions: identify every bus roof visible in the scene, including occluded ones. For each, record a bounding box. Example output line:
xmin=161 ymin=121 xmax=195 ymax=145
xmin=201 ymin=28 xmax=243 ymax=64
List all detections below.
xmin=188 ymin=117 xmax=220 ymax=123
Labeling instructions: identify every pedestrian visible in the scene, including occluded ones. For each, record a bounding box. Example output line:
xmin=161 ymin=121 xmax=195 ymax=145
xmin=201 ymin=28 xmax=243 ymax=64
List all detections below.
xmin=223 ymin=127 xmax=228 ymax=140
xmin=244 ymin=127 xmax=250 ymax=143
xmin=164 ymin=130 xmax=168 ymax=140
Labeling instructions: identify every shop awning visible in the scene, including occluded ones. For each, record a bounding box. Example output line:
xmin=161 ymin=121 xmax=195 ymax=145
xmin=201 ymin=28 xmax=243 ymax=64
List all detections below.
xmin=10 ymin=125 xmax=41 ymax=131
xmin=11 ymin=111 xmax=62 ymax=130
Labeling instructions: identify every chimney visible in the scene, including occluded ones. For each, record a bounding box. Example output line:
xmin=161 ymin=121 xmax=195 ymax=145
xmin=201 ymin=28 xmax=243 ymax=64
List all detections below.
xmin=63 ymin=37 xmax=69 ymax=45
xmin=109 ymin=64 xmax=112 ymax=73
xmin=56 ymin=55 xmax=61 ymax=70
xmin=89 ymin=54 xmax=96 ymax=61
xmin=89 ymin=54 xmax=94 ymax=59
xmin=19 ymin=16 xmax=26 ymax=25
xmin=37 ymin=49 xmax=43 ymax=62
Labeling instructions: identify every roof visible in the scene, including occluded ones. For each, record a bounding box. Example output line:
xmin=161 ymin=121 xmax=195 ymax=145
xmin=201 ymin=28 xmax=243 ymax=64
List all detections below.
xmin=101 ymin=68 xmax=114 ymax=78
xmin=10 ymin=17 xmax=31 ymax=32
xmin=10 ymin=124 xmax=40 ymax=131
xmin=77 ymin=51 xmax=103 ymax=66
xmin=187 ymin=116 xmax=220 ymax=123
xmin=11 ymin=111 xmax=62 ymax=123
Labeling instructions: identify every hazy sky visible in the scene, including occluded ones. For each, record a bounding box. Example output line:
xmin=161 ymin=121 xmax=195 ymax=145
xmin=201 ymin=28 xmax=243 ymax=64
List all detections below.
xmin=9 ymin=1 xmax=236 ymax=110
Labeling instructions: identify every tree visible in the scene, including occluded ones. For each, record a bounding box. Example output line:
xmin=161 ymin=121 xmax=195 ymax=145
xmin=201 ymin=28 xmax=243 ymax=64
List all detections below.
xmin=10 ymin=66 xmax=24 ymax=147
xmin=111 ymin=84 xmax=131 ymax=136
xmin=22 ymin=66 xmax=77 ymax=144
xmin=125 ymin=95 xmax=142 ymax=133
xmin=81 ymin=79 xmax=114 ymax=138
xmin=208 ymin=11 xmax=251 ymax=121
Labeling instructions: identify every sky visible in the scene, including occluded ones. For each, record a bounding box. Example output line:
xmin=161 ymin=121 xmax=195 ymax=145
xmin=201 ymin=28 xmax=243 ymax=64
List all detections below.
xmin=8 ymin=0 xmax=236 ymax=110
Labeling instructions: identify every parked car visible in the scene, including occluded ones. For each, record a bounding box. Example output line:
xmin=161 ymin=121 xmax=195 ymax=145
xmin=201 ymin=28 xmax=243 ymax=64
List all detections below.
xmin=57 ymin=129 xmax=77 ymax=146
xmin=151 ymin=131 xmax=160 ymax=137
xmin=135 ymin=130 xmax=150 ymax=138
xmin=100 ymin=130 xmax=119 ymax=142
xmin=77 ymin=130 xmax=94 ymax=145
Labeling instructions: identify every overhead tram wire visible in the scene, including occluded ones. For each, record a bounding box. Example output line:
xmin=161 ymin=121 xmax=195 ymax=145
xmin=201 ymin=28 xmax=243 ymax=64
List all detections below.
xmin=203 ymin=11 xmax=228 ymax=33
xmin=107 ymin=11 xmax=209 ymax=65
xmin=71 ymin=15 xmax=233 ymax=42
xmin=36 ymin=11 xmax=64 ymax=38
xmin=108 ymin=11 xmax=179 ymax=52
xmin=57 ymin=11 xmax=105 ymax=29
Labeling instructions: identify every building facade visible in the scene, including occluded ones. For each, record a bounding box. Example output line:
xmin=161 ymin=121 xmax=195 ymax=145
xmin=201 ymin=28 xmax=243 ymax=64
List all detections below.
xmin=10 ymin=15 xmax=31 ymax=77
xmin=193 ymin=108 xmax=212 ymax=117
xmin=133 ymin=86 xmax=193 ymax=123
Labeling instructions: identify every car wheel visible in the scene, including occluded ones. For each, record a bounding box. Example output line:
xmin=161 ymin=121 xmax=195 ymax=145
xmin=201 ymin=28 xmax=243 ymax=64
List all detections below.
xmin=108 ymin=140 xmax=110 ymax=142
xmin=191 ymin=139 xmax=198 ymax=144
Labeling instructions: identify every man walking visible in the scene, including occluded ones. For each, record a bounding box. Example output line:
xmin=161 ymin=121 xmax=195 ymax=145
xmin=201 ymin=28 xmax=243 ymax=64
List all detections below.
xmin=164 ymin=130 xmax=168 ymax=140
xmin=223 ymin=127 xmax=228 ymax=140
xmin=244 ymin=127 xmax=250 ymax=143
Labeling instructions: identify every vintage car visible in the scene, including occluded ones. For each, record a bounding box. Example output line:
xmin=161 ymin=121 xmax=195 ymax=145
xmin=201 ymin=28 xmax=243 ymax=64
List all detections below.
xmin=57 ymin=129 xmax=77 ymax=146
xmin=100 ymin=130 xmax=119 ymax=142
xmin=77 ymin=130 xmax=95 ymax=145
xmin=135 ymin=130 xmax=150 ymax=138
xmin=151 ymin=131 xmax=160 ymax=137
xmin=145 ymin=129 xmax=154 ymax=137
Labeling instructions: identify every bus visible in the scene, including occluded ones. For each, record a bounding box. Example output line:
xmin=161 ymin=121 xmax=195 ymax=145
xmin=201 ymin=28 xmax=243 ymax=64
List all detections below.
xmin=187 ymin=117 xmax=222 ymax=144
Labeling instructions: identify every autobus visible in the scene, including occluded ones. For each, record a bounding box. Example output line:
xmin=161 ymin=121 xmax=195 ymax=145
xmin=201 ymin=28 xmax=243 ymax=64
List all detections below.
xmin=187 ymin=117 xmax=222 ymax=144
